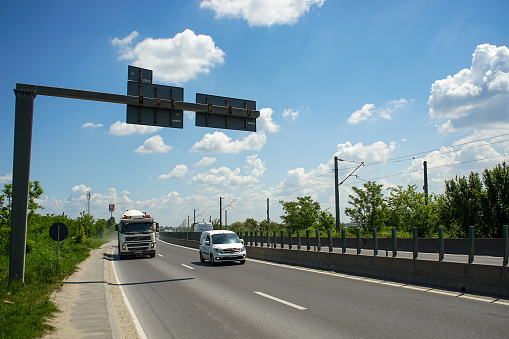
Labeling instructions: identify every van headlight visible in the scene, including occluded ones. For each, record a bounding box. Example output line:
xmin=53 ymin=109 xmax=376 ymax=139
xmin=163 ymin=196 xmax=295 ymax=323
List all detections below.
xmin=241 ymin=246 xmax=245 ymax=252
xmin=213 ymin=246 xmax=223 ymax=253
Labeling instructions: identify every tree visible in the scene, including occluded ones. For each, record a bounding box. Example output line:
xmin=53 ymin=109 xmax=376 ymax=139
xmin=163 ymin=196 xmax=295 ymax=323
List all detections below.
xmin=244 ymin=218 xmax=258 ymax=230
xmin=259 ymin=219 xmax=281 ymax=231
xmin=344 ymin=181 xmax=386 ymax=232
xmin=317 ymin=210 xmax=335 ymax=232
xmin=280 ymin=196 xmax=321 ymax=231
xmin=443 ymin=172 xmax=485 ymax=237
xmin=482 ymin=162 xmax=509 ymax=237
xmin=0 ymin=181 xmax=45 ymax=254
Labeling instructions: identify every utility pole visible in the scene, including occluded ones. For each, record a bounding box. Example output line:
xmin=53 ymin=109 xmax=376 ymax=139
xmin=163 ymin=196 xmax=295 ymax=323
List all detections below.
xmin=193 ymin=209 xmax=196 ymax=225
xmin=267 ymin=198 xmax=270 ymax=224
xmin=423 ymin=161 xmax=428 ymax=205
xmin=334 ymin=156 xmax=340 ymax=231
xmin=219 ymin=197 xmax=223 ymax=229
xmin=335 ymin=158 xmax=364 ymax=231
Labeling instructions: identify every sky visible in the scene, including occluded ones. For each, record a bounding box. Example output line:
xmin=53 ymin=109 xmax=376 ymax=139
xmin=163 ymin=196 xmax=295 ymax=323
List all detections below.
xmin=1 ymin=0 xmax=508 ymax=227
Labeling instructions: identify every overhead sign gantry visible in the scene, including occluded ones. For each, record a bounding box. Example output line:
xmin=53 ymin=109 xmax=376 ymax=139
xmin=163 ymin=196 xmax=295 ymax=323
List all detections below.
xmin=9 ymin=66 xmax=260 ymax=282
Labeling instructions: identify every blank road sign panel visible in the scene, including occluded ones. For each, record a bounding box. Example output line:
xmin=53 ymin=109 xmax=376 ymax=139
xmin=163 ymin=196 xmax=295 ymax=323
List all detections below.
xmin=126 ymin=79 xmax=184 ymax=129
xmin=195 ymin=93 xmax=256 ymax=132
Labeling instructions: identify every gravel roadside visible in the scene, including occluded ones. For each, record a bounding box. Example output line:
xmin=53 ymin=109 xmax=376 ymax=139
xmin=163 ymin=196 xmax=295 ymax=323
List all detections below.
xmin=44 ymin=241 xmax=141 ymax=339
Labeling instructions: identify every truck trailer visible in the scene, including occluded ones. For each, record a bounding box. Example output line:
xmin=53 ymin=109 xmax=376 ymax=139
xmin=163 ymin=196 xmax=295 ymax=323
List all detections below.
xmin=116 ymin=209 xmax=157 ymax=259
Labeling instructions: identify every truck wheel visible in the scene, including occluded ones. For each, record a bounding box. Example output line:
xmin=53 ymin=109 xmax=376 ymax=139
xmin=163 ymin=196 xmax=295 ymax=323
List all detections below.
xmin=150 ymin=252 xmax=156 ymax=258
xmin=210 ymin=254 xmax=216 ymax=266
xmin=200 ymin=251 xmax=205 ymax=263
xmin=239 ymin=259 xmax=246 ymax=264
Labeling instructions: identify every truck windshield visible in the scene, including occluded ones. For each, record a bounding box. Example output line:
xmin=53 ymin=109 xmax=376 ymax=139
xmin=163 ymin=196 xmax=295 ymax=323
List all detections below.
xmin=120 ymin=222 xmax=153 ymax=233
xmin=212 ymin=233 xmax=240 ymax=244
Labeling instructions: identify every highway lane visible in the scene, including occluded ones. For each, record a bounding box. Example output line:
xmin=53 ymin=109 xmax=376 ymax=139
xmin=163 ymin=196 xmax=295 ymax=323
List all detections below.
xmin=113 ymin=240 xmax=509 ymax=339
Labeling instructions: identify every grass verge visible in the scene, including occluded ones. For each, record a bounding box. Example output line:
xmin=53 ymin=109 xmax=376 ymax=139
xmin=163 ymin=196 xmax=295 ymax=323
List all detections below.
xmin=0 ymin=232 xmax=116 ymax=339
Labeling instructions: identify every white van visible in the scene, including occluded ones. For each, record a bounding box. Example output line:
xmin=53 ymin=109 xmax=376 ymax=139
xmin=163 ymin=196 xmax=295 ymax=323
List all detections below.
xmin=199 ymin=230 xmax=246 ymax=265
xmin=193 ymin=222 xmax=214 ymax=232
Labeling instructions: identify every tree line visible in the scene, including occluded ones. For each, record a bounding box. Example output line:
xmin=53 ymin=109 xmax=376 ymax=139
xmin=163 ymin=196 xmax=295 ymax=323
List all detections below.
xmin=228 ymin=162 xmax=508 ymax=238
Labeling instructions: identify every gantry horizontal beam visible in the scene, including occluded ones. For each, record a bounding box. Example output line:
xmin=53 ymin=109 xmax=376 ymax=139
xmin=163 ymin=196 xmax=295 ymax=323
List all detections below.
xmin=16 ymin=83 xmax=260 ymax=119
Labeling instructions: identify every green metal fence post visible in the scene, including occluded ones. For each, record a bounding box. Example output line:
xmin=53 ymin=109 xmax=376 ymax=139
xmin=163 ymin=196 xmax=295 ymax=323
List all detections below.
xmin=297 ymin=230 xmax=301 ymax=250
xmin=273 ymin=230 xmax=277 ymax=248
xmin=288 ymin=230 xmax=292 ymax=250
xmin=503 ymin=225 xmax=508 ymax=267
xmin=438 ymin=227 xmax=444 ymax=261
xmin=373 ymin=228 xmax=378 ymax=256
xmin=468 ymin=226 xmax=475 ymax=264
xmin=341 ymin=229 xmax=346 ymax=254
xmin=328 ymin=229 xmax=333 ymax=253
xmin=356 ymin=228 xmax=361 ymax=255
xmin=412 ymin=227 xmax=418 ymax=260
xmin=306 ymin=229 xmax=311 ymax=251
xmin=280 ymin=230 xmax=284 ymax=249
xmin=316 ymin=229 xmax=321 ymax=252
xmin=391 ymin=227 xmax=397 ymax=258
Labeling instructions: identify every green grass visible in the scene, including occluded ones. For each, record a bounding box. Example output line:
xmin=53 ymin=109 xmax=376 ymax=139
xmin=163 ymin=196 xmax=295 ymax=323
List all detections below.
xmin=0 ymin=232 xmax=116 ymax=339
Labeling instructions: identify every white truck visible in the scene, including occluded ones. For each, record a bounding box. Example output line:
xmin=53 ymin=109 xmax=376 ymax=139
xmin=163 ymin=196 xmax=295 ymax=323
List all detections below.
xmin=116 ymin=210 xmax=157 ymax=259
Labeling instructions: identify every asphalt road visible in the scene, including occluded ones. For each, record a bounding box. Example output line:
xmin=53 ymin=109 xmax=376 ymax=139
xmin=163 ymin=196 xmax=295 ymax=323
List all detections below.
xmin=113 ymin=240 xmax=509 ymax=339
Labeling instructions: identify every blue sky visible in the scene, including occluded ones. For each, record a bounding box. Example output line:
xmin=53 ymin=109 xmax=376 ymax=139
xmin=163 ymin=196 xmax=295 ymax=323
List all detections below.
xmin=1 ymin=0 xmax=508 ymax=227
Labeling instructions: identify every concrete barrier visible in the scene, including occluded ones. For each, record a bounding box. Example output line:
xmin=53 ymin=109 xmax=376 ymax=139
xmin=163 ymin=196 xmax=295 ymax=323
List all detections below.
xmin=159 ymin=235 xmax=509 ymax=299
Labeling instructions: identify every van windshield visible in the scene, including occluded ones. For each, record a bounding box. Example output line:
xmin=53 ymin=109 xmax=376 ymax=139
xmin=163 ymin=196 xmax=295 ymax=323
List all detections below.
xmin=212 ymin=233 xmax=240 ymax=244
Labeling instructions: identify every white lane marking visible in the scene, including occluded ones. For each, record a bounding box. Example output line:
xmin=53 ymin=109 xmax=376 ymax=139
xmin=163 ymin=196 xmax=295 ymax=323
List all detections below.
xmin=157 ymin=254 xmax=164 ymax=257
xmin=459 ymin=295 xmax=494 ymax=303
xmin=181 ymin=264 xmax=194 ymax=270
xmin=247 ymin=259 xmax=509 ymax=306
xmin=254 ymin=291 xmax=307 ymax=310
xmin=111 ymin=253 xmax=148 ymax=339
xmin=159 ymin=242 xmax=509 ymax=306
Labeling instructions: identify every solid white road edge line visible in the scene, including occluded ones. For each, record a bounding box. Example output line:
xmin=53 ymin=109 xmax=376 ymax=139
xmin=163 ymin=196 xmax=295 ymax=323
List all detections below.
xmin=181 ymin=264 xmax=194 ymax=270
xmin=254 ymin=291 xmax=307 ymax=310
xmin=111 ymin=255 xmax=148 ymax=339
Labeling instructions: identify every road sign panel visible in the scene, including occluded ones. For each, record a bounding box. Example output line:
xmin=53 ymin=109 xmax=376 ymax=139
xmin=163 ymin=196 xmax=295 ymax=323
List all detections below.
xmin=128 ymin=65 xmax=152 ymax=84
xmin=126 ymin=76 xmax=184 ymax=129
xmin=195 ymin=93 xmax=256 ymax=132
xmin=49 ymin=222 xmax=68 ymax=241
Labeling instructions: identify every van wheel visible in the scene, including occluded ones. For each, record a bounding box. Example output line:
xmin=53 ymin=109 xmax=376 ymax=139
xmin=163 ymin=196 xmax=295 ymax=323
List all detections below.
xmin=239 ymin=259 xmax=246 ymax=264
xmin=200 ymin=251 xmax=205 ymax=263
xmin=210 ymin=254 xmax=216 ymax=265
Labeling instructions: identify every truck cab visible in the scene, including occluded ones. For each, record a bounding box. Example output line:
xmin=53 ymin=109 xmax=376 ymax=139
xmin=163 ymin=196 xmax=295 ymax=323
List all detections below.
xmin=117 ymin=210 xmax=156 ymax=259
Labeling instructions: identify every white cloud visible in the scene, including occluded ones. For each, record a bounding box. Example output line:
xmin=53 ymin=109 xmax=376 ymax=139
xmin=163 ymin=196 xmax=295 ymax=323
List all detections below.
xmin=135 ymin=135 xmax=172 ymax=154
xmin=335 ymin=141 xmax=396 ymax=162
xmin=282 ymin=108 xmax=299 ymax=122
xmin=428 ymin=43 xmax=509 ymax=133
xmin=112 ymin=29 xmax=225 ymax=84
xmin=191 ymin=155 xmax=266 ymax=189
xmin=82 ymin=122 xmax=103 ymax=128
xmin=200 ymin=0 xmax=325 ymax=27
xmin=189 ymin=131 xmax=267 ymax=153
xmin=258 ymin=108 xmax=280 ymax=132
xmin=348 ymin=99 xmax=408 ymax=125
xmin=195 ymin=157 xmax=217 ymax=167
xmin=0 ymin=173 xmax=12 ymax=184
xmin=159 ymin=165 xmax=188 ymax=179
xmin=109 ymin=121 xmax=161 ymax=136
xmin=111 ymin=31 xmax=139 ymax=60
xmin=348 ymin=104 xmax=375 ymax=124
